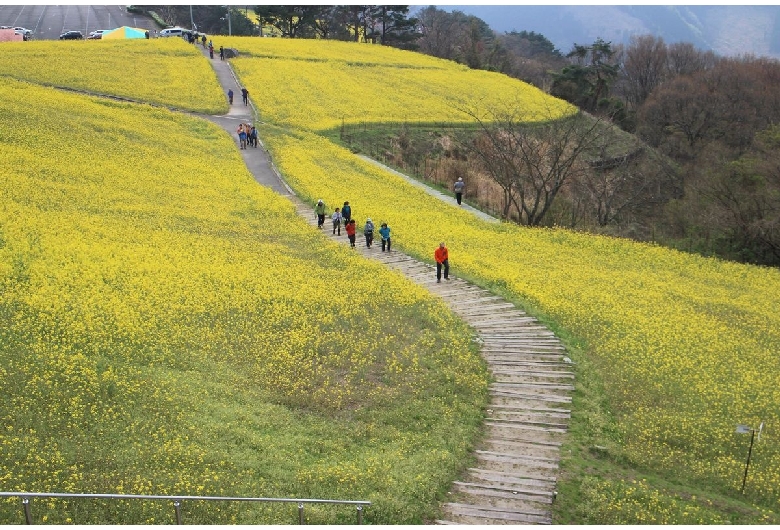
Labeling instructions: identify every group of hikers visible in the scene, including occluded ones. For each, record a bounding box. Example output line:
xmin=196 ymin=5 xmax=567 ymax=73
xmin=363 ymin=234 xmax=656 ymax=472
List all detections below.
xmin=314 ymin=199 xmax=451 ymax=282
xmin=235 ymin=123 xmax=257 ymax=149
xmin=315 ymin=200 xmax=391 ymax=251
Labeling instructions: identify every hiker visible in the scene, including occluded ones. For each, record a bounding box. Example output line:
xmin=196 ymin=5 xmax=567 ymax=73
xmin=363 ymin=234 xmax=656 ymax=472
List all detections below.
xmin=341 ymin=201 xmax=352 ymax=227
xmin=208 ymin=43 xmax=214 ymax=59
xmin=237 ymin=123 xmax=247 ymax=150
xmin=454 ymin=177 xmax=465 ymax=205
xmin=332 ymin=207 xmax=342 ymax=235
xmin=345 ymin=219 xmax=357 ymax=248
xmin=379 ymin=223 xmax=391 ymax=252
xmin=434 ymin=242 xmax=449 ymax=282
xmin=363 ymin=218 xmax=375 ymax=248
xmin=315 ymin=199 xmax=327 ymax=229
xmin=201 ymin=34 xmax=207 ymax=47
xmin=249 ymin=125 xmax=258 ymax=147
xmin=227 ymin=88 xmax=233 ymax=105
xmin=241 ymin=87 xmax=249 ymax=106
xmin=219 ymin=46 xmax=224 ymax=60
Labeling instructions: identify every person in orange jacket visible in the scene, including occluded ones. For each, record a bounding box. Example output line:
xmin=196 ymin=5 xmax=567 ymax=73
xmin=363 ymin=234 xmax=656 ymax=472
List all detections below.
xmin=434 ymin=242 xmax=449 ymax=283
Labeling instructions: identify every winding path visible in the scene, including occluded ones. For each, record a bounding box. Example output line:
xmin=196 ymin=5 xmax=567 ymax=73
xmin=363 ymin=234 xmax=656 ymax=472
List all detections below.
xmin=201 ymin=46 xmax=572 ymax=525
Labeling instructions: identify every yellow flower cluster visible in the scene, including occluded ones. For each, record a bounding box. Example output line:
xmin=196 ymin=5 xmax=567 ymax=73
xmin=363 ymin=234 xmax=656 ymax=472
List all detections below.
xmin=578 ymin=477 xmax=733 ymax=524
xmin=218 ymin=37 xmax=573 ymax=130
xmin=0 ymin=39 xmax=225 ymax=113
xmin=0 ymin=77 xmax=488 ymax=523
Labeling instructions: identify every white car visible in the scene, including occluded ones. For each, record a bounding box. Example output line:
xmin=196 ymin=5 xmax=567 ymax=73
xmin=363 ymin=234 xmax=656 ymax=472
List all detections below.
xmin=13 ymin=27 xmax=31 ymax=36
xmin=88 ymin=29 xmax=107 ymax=39
xmin=159 ymin=27 xmax=184 ymax=37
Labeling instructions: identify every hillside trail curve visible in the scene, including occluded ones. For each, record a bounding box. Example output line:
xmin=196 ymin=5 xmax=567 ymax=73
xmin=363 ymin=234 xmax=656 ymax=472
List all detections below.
xmin=199 ymin=45 xmax=573 ymax=525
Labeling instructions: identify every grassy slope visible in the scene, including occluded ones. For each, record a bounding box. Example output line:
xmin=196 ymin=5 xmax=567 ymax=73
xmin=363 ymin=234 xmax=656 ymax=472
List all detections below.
xmin=0 ymin=76 xmax=490 ymax=524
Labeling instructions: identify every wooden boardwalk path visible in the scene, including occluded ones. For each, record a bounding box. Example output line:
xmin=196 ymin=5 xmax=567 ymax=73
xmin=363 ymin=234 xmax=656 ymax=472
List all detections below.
xmin=290 ymin=197 xmax=572 ymax=525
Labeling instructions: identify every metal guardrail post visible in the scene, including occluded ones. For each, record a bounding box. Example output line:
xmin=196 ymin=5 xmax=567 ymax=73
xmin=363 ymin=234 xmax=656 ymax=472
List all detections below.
xmin=298 ymin=502 xmax=304 ymax=524
xmin=22 ymin=497 xmax=32 ymax=525
xmin=356 ymin=505 xmax=363 ymax=525
xmin=173 ymin=499 xmax=182 ymax=524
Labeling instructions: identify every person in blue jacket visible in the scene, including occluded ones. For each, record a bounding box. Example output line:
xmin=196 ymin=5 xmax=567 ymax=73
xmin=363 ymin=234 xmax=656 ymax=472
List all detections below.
xmin=379 ymin=223 xmax=391 ymax=252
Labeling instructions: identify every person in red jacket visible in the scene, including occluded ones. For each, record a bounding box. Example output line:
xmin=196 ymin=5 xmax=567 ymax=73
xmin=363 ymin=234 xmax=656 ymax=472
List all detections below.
xmin=434 ymin=242 xmax=449 ymax=283
xmin=345 ymin=219 xmax=357 ymax=248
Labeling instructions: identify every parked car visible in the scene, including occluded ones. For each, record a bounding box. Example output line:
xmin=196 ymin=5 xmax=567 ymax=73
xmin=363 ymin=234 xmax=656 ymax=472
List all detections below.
xmin=87 ymin=29 xmax=107 ymax=39
xmin=59 ymin=30 xmax=83 ymax=40
xmin=13 ymin=27 xmax=31 ymax=36
xmin=159 ymin=27 xmax=184 ymax=38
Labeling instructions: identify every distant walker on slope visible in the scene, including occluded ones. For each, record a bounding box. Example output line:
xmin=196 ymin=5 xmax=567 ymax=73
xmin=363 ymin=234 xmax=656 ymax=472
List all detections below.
xmin=453 ymin=177 xmax=465 ymax=205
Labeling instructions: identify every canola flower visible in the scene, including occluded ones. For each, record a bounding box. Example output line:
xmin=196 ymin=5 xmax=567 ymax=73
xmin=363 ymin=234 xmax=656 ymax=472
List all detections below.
xmin=0 ymin=78 xmax=489 ymax=523
xmin=218 ymin=37 xmax=574 ymax=130
xmin=0 ymin=39 xmax=225 ymax=114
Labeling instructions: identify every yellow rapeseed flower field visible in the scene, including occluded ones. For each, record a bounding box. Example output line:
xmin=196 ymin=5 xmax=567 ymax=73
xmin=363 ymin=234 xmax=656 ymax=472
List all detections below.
xmin=218 ymin=37 xmax=574 ymax=130
xmin=0 ymin=38 xmax=225 ymax=114
xmin=261 ymin=126 xmax=780 ymax=508
xmin=0 ymin=77 xmax=489 ymax=523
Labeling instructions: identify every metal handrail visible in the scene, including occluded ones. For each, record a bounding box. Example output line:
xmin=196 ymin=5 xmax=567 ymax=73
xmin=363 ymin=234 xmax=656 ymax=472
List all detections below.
xmin=0 ymin=491 xmax=370 ymax=525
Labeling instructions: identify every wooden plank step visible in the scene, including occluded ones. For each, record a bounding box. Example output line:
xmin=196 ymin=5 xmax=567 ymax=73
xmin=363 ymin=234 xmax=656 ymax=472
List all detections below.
xmin=476 ymin=451 xmax=559 ymax=468
xmin=492 ymin=369 xmax=574 ymax=378
xmin=467 ymin=314 xmax=534 ymax=322
xmin=485 ymin=423 xmax=565 ymax=448
xmin=481 ymin=338 xmax=563 ymax=344
xmin=450 ymin=486 xmax=553 ymax=512
xmin=491 ymin=382 xmax=575 ymax=391
xmin=488 ymin=409 xmax=571 ymax=421
xmin=488 ymin=403 xmax=571 ymax=413
xmin=479 ymin=439 xmax=562 ymax=460
xmin=453 ymin=481 xmax=553 ymax=501
xmin=449 ymin=296 xmax=505 ymax=305
xmin=467 ymin=468 xmax=557 ymax=488
xmin=481 ymin=339 xmax=563 ymax=345
xmin=489 ymin=360 xmax=571 ymax=367
xmin=443 ymin=503 xmax=551 ymax=523
xmin=455 ymin=301 xmax=517 ymax=309
xmin=486 ymin=418 xmax=569 ymax=430
xmin=489 ymin=393 xmax=572 ymax=405
xmin=485 ymin=421 xmax=567 ymax=435
xmin=481 ymin=329 xmax=557 ymax=335
xmin=484 ymin=349 xmax=565 ymax=355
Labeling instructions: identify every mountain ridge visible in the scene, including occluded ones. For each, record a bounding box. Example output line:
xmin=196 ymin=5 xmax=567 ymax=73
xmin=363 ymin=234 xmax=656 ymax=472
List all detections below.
xmin=433 ymin=5 xmax=780 ymax=59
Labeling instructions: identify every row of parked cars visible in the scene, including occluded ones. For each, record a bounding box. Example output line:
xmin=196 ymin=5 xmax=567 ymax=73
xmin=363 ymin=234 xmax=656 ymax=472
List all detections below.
xmin=58 ymin=29 xmax=109 ymax=40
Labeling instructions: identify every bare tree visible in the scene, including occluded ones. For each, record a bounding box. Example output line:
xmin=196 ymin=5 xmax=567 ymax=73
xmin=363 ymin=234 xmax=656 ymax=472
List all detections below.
xmin=576 ymin=145 xmax=679 ymax=226
xmin=620 ymin=34 xmax=668 ymax=109
xmin=666 ymin=41 xmax=716 ymax=77
xmin=416 ymin=6 xmax=466 ymax=61
xmin=462 ymin=102 xmax=609 ymax=226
